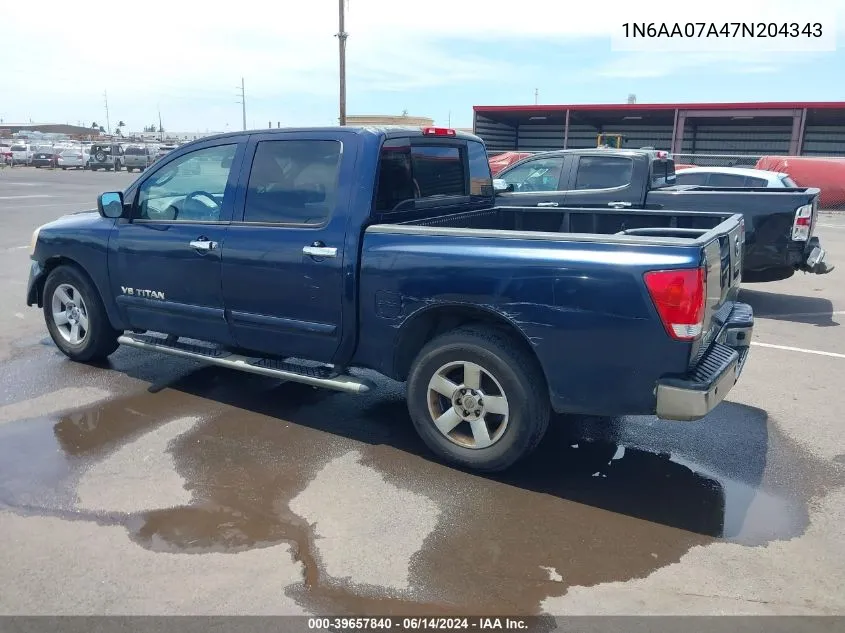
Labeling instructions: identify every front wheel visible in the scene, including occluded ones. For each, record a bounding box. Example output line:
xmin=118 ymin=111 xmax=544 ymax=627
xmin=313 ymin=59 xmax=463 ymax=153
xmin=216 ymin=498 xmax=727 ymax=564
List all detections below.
xmin=43 ymin=266 xmax=120 ymax=362
xmin=407 ymin=326 xmax=550 ymax=472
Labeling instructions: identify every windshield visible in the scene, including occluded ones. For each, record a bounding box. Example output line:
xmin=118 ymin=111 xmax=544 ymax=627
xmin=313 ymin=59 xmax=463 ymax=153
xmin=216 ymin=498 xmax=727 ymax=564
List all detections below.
xmin=11 ymin=145 xmax=27 ymax=151
xmin=781 ymin=175 xmax=798 ymax=187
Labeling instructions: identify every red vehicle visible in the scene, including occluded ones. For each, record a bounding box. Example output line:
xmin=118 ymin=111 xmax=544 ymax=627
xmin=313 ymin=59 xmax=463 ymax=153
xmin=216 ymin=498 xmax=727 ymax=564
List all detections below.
xmin=755 ymin=156 xmax=845 ymax=209
xmin=489 ymin=151 xmax=533 ymax=176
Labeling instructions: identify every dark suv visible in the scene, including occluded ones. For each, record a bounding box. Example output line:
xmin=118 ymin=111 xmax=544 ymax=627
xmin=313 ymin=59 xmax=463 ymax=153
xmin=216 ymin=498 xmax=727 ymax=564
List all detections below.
xmin=88 ymin=143 xmax=124 ymax=171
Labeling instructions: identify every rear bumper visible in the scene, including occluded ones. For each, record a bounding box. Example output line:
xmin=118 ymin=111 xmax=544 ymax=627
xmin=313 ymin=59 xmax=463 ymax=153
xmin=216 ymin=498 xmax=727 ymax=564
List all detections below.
xmin=655 ymin=302 xmax=753 ymax=421
xmin=797 ymin=237 xmax=833 ymax=275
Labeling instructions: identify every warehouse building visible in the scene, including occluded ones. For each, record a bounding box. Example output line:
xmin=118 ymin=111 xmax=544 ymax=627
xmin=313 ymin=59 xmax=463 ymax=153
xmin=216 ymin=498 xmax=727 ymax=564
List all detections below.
xmin=473 ymin=101 xmax=845 ymax=165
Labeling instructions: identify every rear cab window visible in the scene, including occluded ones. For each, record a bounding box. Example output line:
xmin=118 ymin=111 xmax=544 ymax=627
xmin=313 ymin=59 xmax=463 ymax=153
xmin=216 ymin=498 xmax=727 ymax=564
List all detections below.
xmin=374 ymin=137 xmax=492 ymax=214
xmin=650 ymin=159 xmax=676 ymax=188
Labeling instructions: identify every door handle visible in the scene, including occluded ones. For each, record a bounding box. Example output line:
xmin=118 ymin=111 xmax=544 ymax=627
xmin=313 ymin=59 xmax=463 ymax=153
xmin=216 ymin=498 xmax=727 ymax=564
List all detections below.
xmin=303 ymin=245 xmax=338 ymax=258
xmin=608 ymin=201 xmax=632 ymax=208
xmin=536 ymin=202 xmax=559 ymax=207
xmin=189 ymin=238 xmax=217 ymax=251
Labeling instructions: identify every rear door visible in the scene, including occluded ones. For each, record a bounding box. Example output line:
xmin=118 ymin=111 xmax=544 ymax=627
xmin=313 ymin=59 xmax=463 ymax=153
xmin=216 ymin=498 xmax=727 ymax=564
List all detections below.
xmin=221 ymin=131 xmax=356 ymax=362
xmin=494 ymin=154 xmax=571 ymax=208
xmin=562 ymin=154 xmax=646 ymax=209
xmin=109 ymin=138 xmax=246 ymax=342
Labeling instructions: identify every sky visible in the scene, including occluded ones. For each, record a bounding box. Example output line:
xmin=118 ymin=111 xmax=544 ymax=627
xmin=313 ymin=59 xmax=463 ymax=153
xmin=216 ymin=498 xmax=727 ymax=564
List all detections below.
xmin=1 ymin=0 xmax=843 ymax=133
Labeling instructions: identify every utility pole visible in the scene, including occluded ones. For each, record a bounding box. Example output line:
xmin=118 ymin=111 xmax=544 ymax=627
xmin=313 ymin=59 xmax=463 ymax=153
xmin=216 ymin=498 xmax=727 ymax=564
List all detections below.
xmin=448 ymin=111 xmax=451 ymax=127
xmin=158 ymin=107 xmax=163 ymax=142
xmin=103 ymin=90 xmax=111 ymax=136
xmin=336 ymin=0 xmax=348 ymax=125
xmin=534 ymin=88 xmax=538 ymax=105
xmin=235 ymin=78 xmax=247 ymax=131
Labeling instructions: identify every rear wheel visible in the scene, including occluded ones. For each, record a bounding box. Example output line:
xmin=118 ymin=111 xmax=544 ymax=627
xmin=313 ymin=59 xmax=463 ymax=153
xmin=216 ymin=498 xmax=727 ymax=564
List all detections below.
xmin=407 ymin=326 xmax=550 ymax=472
xmin=43 ymin=266 xmax=120 ymax=362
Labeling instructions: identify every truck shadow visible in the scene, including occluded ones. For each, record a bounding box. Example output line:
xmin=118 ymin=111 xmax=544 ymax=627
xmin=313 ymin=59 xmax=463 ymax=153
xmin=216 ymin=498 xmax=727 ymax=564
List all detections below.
xmin=739 ymin=287 xmax=838 ymax=326
xmin=95 ymin=356 xmax=794 ymax=543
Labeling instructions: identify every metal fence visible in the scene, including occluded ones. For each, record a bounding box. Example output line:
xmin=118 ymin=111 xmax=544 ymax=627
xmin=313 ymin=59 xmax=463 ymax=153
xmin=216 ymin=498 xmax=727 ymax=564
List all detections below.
xmin=672 ymin=153 xmax=765 ymax=168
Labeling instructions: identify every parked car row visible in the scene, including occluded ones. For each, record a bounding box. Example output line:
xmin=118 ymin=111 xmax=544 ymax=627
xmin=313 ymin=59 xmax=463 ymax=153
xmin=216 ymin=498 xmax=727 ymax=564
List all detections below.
xmin=0 ymin=140 xmax=175 ymax=171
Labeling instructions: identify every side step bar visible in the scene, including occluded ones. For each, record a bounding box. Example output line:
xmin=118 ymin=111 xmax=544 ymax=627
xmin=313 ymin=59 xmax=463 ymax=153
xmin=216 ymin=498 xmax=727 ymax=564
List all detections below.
xmin=117 ymin=333 xmax=375 ymax=394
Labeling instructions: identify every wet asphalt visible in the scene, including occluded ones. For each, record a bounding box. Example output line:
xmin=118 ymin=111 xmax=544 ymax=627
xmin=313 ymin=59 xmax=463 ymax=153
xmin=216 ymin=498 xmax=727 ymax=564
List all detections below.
xmin=1 ymin=166 xmax=844 ymax=615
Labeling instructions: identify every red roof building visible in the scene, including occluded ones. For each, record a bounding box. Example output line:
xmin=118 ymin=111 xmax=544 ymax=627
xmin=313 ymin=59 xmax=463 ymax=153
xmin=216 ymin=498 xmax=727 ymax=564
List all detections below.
xmin=473 ymin=101 xmax=845 ymax=162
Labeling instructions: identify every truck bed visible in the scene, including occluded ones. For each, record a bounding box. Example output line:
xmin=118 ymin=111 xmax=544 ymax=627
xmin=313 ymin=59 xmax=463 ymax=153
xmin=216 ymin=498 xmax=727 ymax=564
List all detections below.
xmin=393 ymin=205 xmax=735 ymax=244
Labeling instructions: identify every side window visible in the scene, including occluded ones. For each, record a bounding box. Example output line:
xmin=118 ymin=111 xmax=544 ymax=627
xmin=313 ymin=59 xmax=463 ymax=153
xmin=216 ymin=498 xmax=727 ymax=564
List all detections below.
xmin=674 ymin=172 xmax=709 ymax=186
xmin=243 ymin=140 xmax=342 ymax=225
xmin=744 ymin=176 xmax=768 ymax=187
xmin=500 ymin=157 xmax=565 ymax=192
xmin=574 ymin=156 xmax=633 ymax=190
xmin=137 ymin=144 xmax=236 ymax=222
xmin=467 ymin=140 xmax=493 ymax=197
xmin=706 ymin=173 xmax=747 ymax=187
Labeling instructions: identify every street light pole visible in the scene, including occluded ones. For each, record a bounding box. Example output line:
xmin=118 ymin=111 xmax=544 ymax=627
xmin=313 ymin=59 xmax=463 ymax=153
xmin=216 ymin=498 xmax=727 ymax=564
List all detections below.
xmin=336 ymin=0 xmax=348 ymax=126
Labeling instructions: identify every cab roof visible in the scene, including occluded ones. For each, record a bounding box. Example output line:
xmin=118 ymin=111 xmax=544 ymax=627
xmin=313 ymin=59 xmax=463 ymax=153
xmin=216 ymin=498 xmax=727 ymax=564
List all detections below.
xmin=178 ymin=126 xmax=484 ymax=145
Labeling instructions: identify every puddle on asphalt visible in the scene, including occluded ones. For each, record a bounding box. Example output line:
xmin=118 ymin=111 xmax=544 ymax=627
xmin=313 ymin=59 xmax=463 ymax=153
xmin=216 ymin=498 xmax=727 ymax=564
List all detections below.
xmin=0 ymin=366 xmax=842 ymax=616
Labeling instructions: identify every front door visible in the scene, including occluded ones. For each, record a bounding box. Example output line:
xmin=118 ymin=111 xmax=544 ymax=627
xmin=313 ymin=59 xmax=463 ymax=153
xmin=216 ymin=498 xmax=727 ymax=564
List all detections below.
xmin=110 ymin=140 xmax=243 ymax=343
xmin=495 ymin=155 xmax=569 ymax=208
xmin=221 ymin=132 xmax=355 ymax=362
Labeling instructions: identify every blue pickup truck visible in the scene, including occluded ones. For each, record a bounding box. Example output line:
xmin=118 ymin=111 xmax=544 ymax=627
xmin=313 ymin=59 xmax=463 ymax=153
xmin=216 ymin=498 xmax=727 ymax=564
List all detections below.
xmin=26 ymin=127 xmax=754 ymax=472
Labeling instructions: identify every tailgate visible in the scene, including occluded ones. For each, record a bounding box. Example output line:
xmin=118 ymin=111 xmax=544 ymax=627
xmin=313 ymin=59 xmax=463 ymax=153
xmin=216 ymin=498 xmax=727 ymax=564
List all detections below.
xmin=690 ymin=214 xmax=745 ymax=366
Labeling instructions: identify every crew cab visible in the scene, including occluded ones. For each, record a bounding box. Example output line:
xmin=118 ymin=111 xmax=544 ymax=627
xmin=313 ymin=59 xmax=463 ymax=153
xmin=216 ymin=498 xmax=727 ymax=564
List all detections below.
xmin=495 ymin=148 xmax=832 ymax=283
xmin=26 ymin=127 xmax=754 ymax=472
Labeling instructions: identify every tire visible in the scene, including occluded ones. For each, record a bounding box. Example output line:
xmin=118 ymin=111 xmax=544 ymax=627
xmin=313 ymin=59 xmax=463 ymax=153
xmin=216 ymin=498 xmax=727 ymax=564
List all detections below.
xmin=43 ymin=265 xmax=120 ymax=362
xmin=406 ymin=326 xmax=550 ymax=472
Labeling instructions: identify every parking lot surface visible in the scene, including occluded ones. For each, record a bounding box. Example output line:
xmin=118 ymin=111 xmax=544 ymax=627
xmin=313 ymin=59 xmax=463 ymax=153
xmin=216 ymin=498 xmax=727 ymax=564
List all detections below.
xmin=1 ymin=167 xmax=844 ymax=615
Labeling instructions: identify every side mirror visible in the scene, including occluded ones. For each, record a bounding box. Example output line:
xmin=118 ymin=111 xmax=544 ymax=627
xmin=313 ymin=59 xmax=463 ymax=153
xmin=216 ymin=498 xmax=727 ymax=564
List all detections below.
xmin=492 ymin=178 xmax=513 ymax=193
xmin=98 ymin=191 xmax=124 ymax=218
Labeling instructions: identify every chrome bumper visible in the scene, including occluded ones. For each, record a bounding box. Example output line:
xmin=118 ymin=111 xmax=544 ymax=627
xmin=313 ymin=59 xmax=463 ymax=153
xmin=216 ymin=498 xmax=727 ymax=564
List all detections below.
xmin=655 ymin=303 xmax=753 ymax=422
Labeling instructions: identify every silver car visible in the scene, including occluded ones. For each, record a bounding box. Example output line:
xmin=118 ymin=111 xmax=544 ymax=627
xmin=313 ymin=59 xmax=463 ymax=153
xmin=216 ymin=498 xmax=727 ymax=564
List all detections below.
xmin=123 ymin=145 xmax=158 ymax=172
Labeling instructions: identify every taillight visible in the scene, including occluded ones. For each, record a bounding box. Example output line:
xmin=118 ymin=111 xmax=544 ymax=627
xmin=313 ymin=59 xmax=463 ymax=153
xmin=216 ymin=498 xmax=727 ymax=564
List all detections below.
xmin=644 ymin=267 xmax=706 ymax=341
xmin=422 ymin=127 xmax=456 ymax=137
xmin=792 ymin=204 xmax=813 ymax=241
